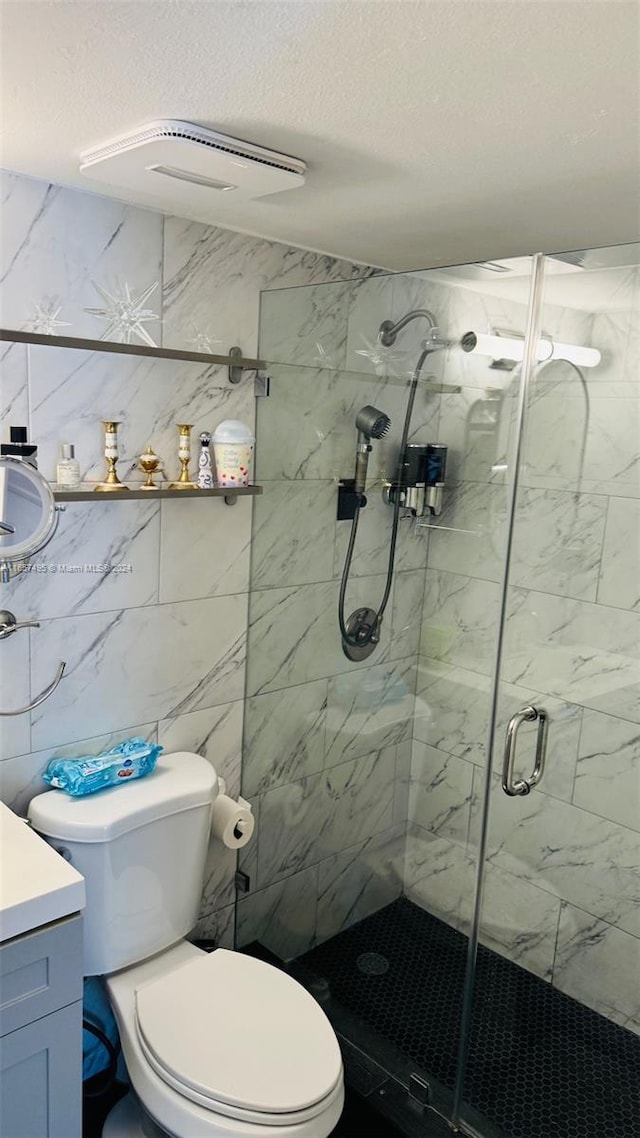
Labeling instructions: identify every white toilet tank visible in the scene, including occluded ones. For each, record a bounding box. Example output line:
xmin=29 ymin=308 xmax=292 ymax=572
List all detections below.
xmin=28 ymin=752 xmax=217 ymax=977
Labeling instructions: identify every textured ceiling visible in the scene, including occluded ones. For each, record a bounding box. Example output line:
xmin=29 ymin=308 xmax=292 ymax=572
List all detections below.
xmin=1 ymin=0 xmax=639 ymax=270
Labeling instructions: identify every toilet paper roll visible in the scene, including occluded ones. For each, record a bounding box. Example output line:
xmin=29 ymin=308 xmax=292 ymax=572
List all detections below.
xmin=211 ymin=793 xmax=255 ymax=850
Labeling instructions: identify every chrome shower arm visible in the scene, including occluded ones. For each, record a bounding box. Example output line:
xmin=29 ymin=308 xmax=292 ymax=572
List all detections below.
xmin=379 ymin=308 xmax=439 ymax=347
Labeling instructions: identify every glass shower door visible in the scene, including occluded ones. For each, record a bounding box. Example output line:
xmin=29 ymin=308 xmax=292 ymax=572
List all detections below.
xmin=456 ymin=245 xmax=640 ymax=1138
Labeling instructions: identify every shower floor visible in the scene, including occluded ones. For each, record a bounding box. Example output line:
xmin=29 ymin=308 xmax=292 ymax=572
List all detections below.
xmin=299 ymin=897 xmax=640 ymax=1138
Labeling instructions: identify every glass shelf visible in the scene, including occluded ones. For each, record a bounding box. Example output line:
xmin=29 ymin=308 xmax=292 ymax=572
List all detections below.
xmin=53 ymin=484 xmax=263 ymax=503
xmin=0 ymin=328 xmax=265 ymax=371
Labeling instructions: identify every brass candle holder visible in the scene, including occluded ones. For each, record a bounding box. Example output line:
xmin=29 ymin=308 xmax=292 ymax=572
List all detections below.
xmin=138 ymin=445 xmax=163 ymax=490
xmin=169 ymin=423 xmax=198 ymax=489
xmin=94 ymin=421 xmax=129 ymax=492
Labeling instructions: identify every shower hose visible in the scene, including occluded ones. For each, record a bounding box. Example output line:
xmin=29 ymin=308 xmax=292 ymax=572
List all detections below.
xmin=338 ymin=346 xmax=430 ymax=649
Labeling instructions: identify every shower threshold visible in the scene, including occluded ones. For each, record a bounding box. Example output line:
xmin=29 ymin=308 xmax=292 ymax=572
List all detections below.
xmin=294 ymin=897 xmax=639 ymax=1138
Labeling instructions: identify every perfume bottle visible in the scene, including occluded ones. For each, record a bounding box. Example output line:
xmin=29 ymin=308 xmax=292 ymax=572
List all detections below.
xmin=1 ymin=426 xmax=38 ymax=468
xmin=197 ymin=431 xmax=214 ymax=489
xmin=56 ymin=443 xmax=81 ymax=488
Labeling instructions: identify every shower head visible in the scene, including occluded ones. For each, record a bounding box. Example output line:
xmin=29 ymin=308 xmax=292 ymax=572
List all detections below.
xmin=355 ymin=405 xmax=391 ymax=441
xmin=353 ymin=405 xmax=390 ymax=497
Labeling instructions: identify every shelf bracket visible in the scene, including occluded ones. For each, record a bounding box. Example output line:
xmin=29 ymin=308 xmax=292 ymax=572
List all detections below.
xmin=228 ymin=346 xmax=244 ymax=385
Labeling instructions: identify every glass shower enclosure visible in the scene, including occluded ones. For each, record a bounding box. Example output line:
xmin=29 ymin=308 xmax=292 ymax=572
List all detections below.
xmin=237 ymin=245 xmax=639 ymax=1138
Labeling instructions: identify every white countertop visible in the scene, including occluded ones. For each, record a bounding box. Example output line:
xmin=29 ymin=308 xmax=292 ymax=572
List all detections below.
xmin=0 ymin=801 xmax=85 ymax=943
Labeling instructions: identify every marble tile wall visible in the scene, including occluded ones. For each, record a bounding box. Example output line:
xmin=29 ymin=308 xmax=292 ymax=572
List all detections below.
xmin=405 ymin=262 xmax=639 ymax=1034
xmin=235 ymin=269 xmax=436 ymax=957
xmin=0 ymin=169 xmax=371 ymax=945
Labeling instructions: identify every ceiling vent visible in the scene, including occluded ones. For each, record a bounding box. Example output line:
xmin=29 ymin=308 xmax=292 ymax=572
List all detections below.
xmin=79 ymin=120 xmax=306 ymax=205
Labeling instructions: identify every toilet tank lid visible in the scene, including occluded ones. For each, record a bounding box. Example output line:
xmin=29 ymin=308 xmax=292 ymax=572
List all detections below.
xmin=28 ymin=752 xmax=217 ymax=842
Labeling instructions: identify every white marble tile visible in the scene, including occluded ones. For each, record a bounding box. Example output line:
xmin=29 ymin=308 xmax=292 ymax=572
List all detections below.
xmin=473 ymin=776 xmax=640 ymax=939
xmin=523 ymin=390 xmax=640 ymax=497
xmin=30 ymin=594 xmax=247 ymax=750
xmin=0 ymin=173 xmax=163 ymax=340
xmin=315 ymin=825 xmax=406 ymax=944
xmin=409 ymin=742 xmax=474 ymax=843
xmin=242 ymin=679 xmax=328 ymax=797
xmin=503 ymin=586 xmax=640 ymax=723
xmin=0 ymin=720 xmax=157 ymax=815
xmin=191 ymin=902 xmax=235 ymax=950
xmin=403 ymin=825 xmax=473 ymax=935
xmin=436 ymin=385 xmax=514 ymax=487
xmin=476 ymin=858 xmax=561 ymax=981
xmin=421 ymin=570 xmax=500 ymax=675
xmin=159 ymin=494 xmax=251 ymax=602
xmin=573 ymin=711 xmax=640 ymax=832
xmin=0 ymin=342 xmax=28 ymax=436
xmin=252 ymin=481 xmax=336 ymax=589
xmin=426 ymin=481 xmax=506 ymax=583
xmin=393 ymin=740 xmax=411 ymax=827
xmin=553 ymin=904 xmax=640 ymax=1034
xmin=246 ymin=575 xmax=392 ymax=696
xmin=259 ymin=279 xmax=352 ymax=371
xmin=28 ymin=345 xmax=253 ymax=483
xmin=257 ymin=749 xmax=396 ymax=889
xmin=345 ymin=273 xmax=398 ymax=376
xmin=334 ymin=483 xmax=427 ymax=579
xmin=386 ymin=569 xmax=426 ymax=660
xmin=510 ymin=487 xmax=608 ymax=601
xmin=0 ymin=627 xmax=32 ymax=760
xmin=162 ymin=217 xmax=356 ymax=358
xmin=414 ymin=658 xmax=490 ymax=765
xmin=3 ymin=499 xmax=160 ymax=618
xmin=598 ymin=497 xmax=640 ymax=612
xmin=323 ymin=660 xmax=415 ymax=766
xmin=157 ymin=701 xmax=244 ymax=798
xmin=236 ymin=865 xmax=318 ymax=960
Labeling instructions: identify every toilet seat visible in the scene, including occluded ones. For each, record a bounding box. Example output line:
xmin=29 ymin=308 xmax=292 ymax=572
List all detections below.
xmin=134 ymin=949 xmax=343 ymax=1127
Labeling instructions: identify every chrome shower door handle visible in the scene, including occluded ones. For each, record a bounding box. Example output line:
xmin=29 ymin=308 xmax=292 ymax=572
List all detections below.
xmin=501 ymin=704 xmax=548 ymax=796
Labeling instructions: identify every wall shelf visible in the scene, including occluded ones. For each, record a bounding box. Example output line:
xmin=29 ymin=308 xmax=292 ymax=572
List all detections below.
xmin=53 ymin=484 xmax=263 ymax=503
xmin=0 ymin=328 xmax=265 ymax=371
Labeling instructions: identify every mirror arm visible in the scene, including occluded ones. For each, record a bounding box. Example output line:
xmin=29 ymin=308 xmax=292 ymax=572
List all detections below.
xmin=0 ymin=661 xmax=66 ymax=716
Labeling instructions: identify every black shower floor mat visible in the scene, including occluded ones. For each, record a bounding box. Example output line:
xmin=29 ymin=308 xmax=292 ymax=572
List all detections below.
xmin=299 ymin=896 xmax=640 ymax=1138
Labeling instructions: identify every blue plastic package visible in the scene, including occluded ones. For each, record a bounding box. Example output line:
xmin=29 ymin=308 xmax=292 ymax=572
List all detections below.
xmin=43 ymin=737 xmax=162 ymax=796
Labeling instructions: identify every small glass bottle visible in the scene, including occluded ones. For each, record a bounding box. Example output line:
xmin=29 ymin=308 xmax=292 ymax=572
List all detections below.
xmin=56 ymin=443 xmax=81 ymax=488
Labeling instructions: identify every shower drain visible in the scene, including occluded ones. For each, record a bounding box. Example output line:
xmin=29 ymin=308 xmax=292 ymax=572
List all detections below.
xmin=357 ymin=951 xmax=389 ymax=976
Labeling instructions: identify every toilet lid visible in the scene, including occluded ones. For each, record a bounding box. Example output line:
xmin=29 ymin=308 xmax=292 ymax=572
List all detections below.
xmin=134 ymin=950 xmax=342 ymax=1116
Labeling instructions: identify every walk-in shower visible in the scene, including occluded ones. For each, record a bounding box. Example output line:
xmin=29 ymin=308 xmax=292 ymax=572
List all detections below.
xmin=242 ymin=243 xmax=640 ymax=1138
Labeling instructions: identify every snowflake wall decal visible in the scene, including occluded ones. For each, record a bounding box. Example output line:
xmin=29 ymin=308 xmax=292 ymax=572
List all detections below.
xmin=27 ymin=302 xmax=72 ymax=336
xmin=186 ymin=326 xmax=223 ymax=354
xmin=84 ymin=281 xmax=160 ymax=347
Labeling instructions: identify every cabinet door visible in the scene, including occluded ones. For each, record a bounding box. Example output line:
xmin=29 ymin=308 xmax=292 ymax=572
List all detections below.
xmin=0 ymin=1001 xmax=82 ymax=1138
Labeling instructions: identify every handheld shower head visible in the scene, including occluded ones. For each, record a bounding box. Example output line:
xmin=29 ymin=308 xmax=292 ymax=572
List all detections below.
xmin=353 ymin=405 xmax=391 ymax=495
xmin=355 ymin=404 xmax=391 ymax=441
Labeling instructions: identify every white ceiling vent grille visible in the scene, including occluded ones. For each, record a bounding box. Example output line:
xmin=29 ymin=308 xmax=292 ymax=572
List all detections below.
xmin=79 ymin=120 xmax=306 ymax=205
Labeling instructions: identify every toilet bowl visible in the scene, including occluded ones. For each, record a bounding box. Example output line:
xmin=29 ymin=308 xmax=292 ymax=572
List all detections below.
xmin=27 ymin=752 xmax=344 ymax=1138
xmin=104 ymin=941 xmax=344 ymax=1138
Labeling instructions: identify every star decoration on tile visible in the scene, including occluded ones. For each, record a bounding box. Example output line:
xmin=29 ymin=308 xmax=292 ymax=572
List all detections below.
xmin=27 ymin=302 xmax=72 ymax=336
xmin=84 ymin=281 xmax=160 ymax=347
xmin=355 ymin=336 xmax=412 ymax=375
xmin=186 ymin=326 xmax=223 ymax=354
xmin=310 ymin=341 xmax=341 ymax=370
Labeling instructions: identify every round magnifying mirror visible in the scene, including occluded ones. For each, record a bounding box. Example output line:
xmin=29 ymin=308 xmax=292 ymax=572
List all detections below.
xmin=0 ymin=457 xmax=57 ymax=579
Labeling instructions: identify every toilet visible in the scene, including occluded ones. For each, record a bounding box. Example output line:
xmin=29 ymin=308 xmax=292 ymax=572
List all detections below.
xmin=28 ymin=752 xmax=344 ymax=1138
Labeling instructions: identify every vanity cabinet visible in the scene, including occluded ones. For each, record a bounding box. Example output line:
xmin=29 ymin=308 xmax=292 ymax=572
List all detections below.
xmin=0 ymin=913 xmax=83 ymax=1138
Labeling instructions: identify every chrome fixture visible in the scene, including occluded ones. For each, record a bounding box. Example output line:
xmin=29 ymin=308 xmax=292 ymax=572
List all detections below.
xmin=0 ymin=608 xmax=66 ymax=716
xmin=378 ymin=309 xmax=439 ymax=347
xmin=501 ymin=704 xmax=548 ymax=796
xmin=339 ymin=309 xmax=448 ymax=662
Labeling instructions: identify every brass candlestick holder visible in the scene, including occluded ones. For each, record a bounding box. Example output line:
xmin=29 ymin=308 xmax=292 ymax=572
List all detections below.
xmin=169 ymin=423 xmax=198 ymax=489
xmin=138 ymin=445 xmax=163 ymax=490
xmin=94 ymin=421 xmax=129 ymax=492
